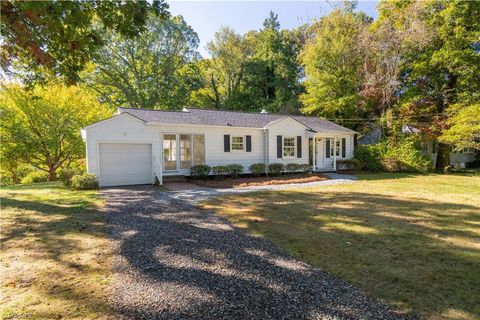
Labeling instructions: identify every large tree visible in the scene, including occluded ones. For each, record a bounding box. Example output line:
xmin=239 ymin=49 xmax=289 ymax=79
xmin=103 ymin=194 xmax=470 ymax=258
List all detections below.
xmin=0 ymin=0 xmax=169 ymax=83
xmin=191 ymin=26 xmax=249 ymax=110
xmin=84 ymin=14 xmax=200 ymax=110
xmin=242 ymin=12 xmax=305 ymax=113
xmin=389 ymin=0 xmax=480 ymax=169
xmin=299 ymin=7 xmax=370 ymax=124
xmin=0 ymin=84 xmax=111 ymax=180
xmin=192 ymin=13 xmax=305 ymax=113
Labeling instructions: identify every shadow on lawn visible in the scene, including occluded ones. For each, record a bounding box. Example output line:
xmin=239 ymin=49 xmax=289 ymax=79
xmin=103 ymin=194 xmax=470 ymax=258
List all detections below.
xmin=207 ymin=190 xmax=480 ymax=319
xmin=101 ymin=187 xmax=403 ymax=320
xmin=1 ymin=192 xmax=114 ymax=319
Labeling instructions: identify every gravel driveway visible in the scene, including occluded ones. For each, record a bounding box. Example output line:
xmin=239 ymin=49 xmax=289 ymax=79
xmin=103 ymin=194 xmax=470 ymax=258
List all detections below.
xmin=102 ymin=186 xmax=402 ymax=320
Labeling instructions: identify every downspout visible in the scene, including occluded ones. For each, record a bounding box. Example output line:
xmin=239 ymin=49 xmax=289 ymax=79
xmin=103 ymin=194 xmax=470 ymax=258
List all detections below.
xmin=264 ymin=128 xmax=269 ymax=176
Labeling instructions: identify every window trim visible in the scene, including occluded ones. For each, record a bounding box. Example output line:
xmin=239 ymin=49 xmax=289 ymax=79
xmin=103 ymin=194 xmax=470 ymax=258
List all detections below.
xmin=329 ymin=138 xmax=344 ymax=158
xmin=230 ymin=135 xmax=246 ymax=152
xmin=163 ymin=133 xmax=206 ymax=171
xmin=283 ymin=136 xmax=296 ymax=159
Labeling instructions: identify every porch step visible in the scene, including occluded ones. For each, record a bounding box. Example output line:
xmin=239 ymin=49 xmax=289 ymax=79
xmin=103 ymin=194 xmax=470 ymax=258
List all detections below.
xmin=162 ymin=175 xmax=187 ymax=183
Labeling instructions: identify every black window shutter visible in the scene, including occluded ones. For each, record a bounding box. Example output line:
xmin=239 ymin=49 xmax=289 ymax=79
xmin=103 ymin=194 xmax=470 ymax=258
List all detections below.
xmin=277 ymin=135 xmax=282 ymax=158
xmin=224 ymin=135 xmax=230 ymax=152
xmin=325 ymin=139 xmax=330 ymax=158
xmin=246 ymin=135 xmax=252 ymax=152
xmin=297 ymin=136 xmax=302 ymax=158
xmin=342 ymin=138 xmax=346 ymax=157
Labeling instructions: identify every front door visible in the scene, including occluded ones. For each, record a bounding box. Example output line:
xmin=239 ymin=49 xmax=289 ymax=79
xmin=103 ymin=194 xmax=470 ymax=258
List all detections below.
xmin=315 ymin=138 xmax=324 ymax=169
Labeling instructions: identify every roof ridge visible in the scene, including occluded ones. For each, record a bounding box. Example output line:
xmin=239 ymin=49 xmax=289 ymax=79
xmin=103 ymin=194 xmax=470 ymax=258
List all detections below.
xmin=118 ymin=106 xmax=330 ymax=120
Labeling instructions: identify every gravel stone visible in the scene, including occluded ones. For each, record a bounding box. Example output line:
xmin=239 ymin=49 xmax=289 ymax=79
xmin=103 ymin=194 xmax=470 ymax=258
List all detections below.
xmin=102 ymin=183 xmax=404 ymax=320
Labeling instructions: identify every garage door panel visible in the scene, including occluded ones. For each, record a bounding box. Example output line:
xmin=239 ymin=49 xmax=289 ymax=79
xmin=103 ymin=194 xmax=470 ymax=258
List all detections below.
xmin=99 ymin=143 xmax=152 ymax=187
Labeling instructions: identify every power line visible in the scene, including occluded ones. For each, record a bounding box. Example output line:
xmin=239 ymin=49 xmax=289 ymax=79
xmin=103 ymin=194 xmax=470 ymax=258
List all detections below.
xmin=326 ymin=112 xmax=447 ymax=122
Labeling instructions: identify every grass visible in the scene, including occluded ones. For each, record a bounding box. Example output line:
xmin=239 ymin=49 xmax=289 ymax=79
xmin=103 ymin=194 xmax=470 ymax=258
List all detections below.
xmin=201 ymin=173 xmax=480 ymax=320
xmin=0 ymin=182 xmax=113 ymax=319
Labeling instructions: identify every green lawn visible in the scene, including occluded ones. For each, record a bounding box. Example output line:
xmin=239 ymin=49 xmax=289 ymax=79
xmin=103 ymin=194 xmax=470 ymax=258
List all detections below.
xmin=202 ymin=173 xmax=480 ymax=320
xmin=0 ymin=182 xmax=113 ymax=319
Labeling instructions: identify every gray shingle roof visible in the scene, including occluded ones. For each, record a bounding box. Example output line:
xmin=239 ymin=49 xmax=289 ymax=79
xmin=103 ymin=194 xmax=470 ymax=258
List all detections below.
xmin=118 ymin=107 xmax=355 ymax=133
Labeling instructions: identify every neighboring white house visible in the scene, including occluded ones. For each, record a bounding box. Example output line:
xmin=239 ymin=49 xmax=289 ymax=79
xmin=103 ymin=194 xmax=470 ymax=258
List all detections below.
xmin=81 ymin=107 xmax=356 ymax=187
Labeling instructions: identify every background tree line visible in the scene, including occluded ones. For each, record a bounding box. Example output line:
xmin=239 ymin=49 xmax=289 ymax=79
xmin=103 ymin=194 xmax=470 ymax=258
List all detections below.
xmin=1 ymin=0 xmax=479 ymax=183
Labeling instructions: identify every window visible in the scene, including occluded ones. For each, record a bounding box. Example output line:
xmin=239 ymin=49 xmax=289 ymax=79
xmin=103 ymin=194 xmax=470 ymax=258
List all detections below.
xmin=231 ymin=136 xmax=244 ymax=151
xmin=283 ymin=137 xmax=295 ymax=157
xmin=163 ymin=134 xmax=177 ymax=170
xmin=180 ymin=134 xmax=192 ymax=169
xmin=329 ymin=139 xmax=341 ymax=157
xmin=193 ymin=134 xmax=205 ymax=165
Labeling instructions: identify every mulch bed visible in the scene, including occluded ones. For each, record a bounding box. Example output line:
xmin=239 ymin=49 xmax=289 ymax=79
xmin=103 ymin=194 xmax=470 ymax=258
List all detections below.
xmin=190 ymin=173 xmax=329 ymax=189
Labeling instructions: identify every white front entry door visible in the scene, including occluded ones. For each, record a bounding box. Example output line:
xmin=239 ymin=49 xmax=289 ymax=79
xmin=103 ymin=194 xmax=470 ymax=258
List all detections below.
xmin=315 ymin=139 xmax=324 ymax=169
xmin=98 ymin=143 xmax=153 ymax=187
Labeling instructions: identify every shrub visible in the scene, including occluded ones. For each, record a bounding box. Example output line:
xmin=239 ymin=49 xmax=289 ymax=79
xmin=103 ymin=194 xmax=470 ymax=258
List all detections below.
xmin=212 ymin=165 xmax=229 ymax=176
xmin=21 ymin=171 xmax=49 ymax=184
xmin=337 ymin=159 xmax=361 ymax=171
xmin=71 ymin=174 xmax=98 ymax=190
xmin=299 ymin=164 xmax=312 ymax=173
xmin=226 ymin=164 xmax=244 ymax=177
xmin=249 ymin=163 xmax=266 ymax=176
xmin=58 ymin=168 xmax=83 ymax=187
xmin=383 ymin=138 xmax=432 ymax=173
xmin=354 ymin=145 xmax=384 ymax=171
xmin=190 ymin=165 xmax=211 ymax=178
xmin=268 ymin=163 xmax=284 ymax=176
xmin=285 ymin=163 xmax=301 ymax=173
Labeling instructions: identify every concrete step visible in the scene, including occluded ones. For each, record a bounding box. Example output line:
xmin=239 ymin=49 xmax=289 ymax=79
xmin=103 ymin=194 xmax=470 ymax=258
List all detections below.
xmin=162 ymin=175 xmax=187 ymax=183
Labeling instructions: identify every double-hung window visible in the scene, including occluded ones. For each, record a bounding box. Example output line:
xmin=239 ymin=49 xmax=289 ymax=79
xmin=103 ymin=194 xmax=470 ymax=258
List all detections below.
xmin=329 ymin=139 xmax=341 ymax=157
xmin=231 ymin=136 xmax=244 ymax=151
xmin=283 ymin=137 xmax=295 ymax=157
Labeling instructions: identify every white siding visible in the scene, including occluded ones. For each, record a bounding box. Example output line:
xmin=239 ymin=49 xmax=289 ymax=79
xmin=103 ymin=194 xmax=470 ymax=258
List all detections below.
xmin=83 ymin=113 xmax=356 ymax=182
xmin=84 ymin=114 xmax=160 ymax=180
xmin=267 ymin=118 xmax=310 ymax=165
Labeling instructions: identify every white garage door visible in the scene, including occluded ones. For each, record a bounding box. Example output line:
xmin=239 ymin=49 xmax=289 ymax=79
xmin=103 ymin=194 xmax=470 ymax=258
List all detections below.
xmin=98 ymin=143 xmax=153 ymax=187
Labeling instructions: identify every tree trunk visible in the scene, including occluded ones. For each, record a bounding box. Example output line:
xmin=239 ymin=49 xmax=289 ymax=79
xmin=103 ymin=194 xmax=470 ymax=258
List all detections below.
xmin=48 ymin=166 xmax=57 ymax=181
xmin=435 ymin=142 xmax=450 ymax=172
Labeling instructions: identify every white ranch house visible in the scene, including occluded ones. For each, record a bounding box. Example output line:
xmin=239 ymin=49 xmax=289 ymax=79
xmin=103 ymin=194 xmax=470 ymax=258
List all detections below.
xmin=81 ymin=108 xmax=355 ymax=187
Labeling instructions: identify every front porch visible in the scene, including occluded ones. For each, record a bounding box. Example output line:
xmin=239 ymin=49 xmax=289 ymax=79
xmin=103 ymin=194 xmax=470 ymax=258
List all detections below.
xmin=308 ymin=134 xmax=347 ymax=172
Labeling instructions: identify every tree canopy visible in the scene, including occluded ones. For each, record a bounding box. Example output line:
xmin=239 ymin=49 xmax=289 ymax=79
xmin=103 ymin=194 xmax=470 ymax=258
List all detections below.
xmin=84 ymin=14 xmax=200 ymax=110
xmin=0 ymin=84 xmax=112 ymax=180
xmin=0 ymin=0 xmax=169 ymax=83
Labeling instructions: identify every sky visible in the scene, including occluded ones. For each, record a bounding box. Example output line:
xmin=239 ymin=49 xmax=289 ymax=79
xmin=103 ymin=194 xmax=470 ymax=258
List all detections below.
xmin=169 ymin=1 xmax=379 ymax=57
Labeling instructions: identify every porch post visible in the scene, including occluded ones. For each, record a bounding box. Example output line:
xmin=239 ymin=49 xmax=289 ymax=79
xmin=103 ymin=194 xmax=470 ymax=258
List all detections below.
xmin=312 ymin=136 xmax=316 ymax=171
xmin=333 ymin=136 xmax=337 ymax=171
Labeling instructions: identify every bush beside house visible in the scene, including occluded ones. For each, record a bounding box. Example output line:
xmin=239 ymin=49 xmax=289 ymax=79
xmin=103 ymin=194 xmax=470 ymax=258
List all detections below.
xmin=71 ymin=174 xmax=99 ymax=190
xmin=354 ymin=137 xmax=433 ymax=173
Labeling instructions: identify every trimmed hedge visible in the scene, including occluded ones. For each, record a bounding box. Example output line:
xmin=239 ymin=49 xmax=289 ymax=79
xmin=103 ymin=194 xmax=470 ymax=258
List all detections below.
xmin=21 ymin=171 xmax=49 ymax=184
xmin=226 ymin=164 xmax=243 ymax=177
xmin=268 ymin=163 xmax=284 ymax=175
xmin=249 ymin=163 xmax=265 ymax=176
xmin=212 ymin=165 xmax=229 ymax=176
xmin=190 ymin=165 xmax=211 ymax=178
xmin=71 ymin=174 xmax=98 ymax=190
xmin=337 ymin=159 xmax=361 ymax=171
xmin=285 ymin=163 xmax=301 ymax=173
xmin=299 ymin=164 xmax=312 ymax=173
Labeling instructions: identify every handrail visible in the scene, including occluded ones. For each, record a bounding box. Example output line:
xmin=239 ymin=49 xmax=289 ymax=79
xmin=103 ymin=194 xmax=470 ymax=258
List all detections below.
xmin=153 ymin=156 xmax=163 ymax=185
